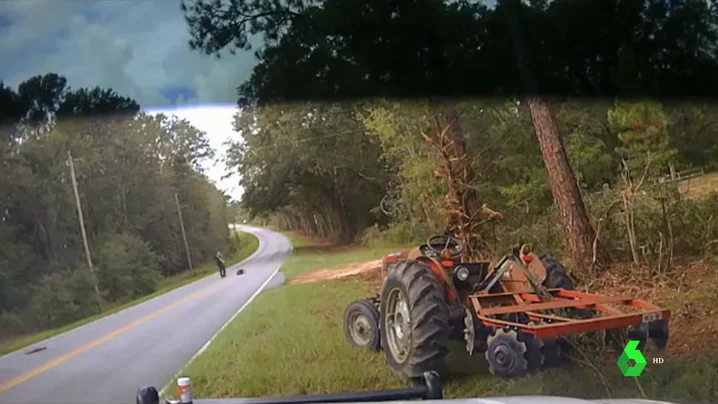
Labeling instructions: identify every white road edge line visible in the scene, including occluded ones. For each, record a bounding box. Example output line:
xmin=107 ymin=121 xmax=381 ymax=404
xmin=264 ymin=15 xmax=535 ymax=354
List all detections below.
xmin=159 ymin=234 xmax=292 ymax=397
xmin=159 ymin=265 xmax=280 ymax=397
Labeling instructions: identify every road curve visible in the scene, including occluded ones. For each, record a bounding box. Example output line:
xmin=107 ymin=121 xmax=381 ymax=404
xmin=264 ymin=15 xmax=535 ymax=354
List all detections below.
xmin=0 ymin=226 xmax=292 ymax=404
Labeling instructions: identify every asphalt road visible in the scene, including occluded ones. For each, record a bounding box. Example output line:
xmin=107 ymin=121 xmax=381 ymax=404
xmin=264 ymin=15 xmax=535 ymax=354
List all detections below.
xmin=0 ymin=226 xmax=292 ymax=404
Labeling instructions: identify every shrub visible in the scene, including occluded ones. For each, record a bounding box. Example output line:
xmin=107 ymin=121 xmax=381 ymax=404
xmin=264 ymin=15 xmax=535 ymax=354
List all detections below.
xmin=584 ymin=183 xmax=718 ymax=269
xmin=28 ymin=267 xmax=102 ymax=329
xmin=0 ymin=310 xmax=24 ymax=338
xmin=95 ymin=233 xmax=162 ymax=302
xmin=492 ymin=207 xmax=566 ymax=259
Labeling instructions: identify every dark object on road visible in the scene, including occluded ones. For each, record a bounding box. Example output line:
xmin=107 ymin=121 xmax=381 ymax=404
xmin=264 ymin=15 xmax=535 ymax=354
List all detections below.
xmin=136 ymin=386 xmax=160 ymax=404
xmin=137 ymin=371 xmax=441 ymax=404
xmin=236 ymin=268 xmax=245 ymax=275
xmin=25 ymin=346 xmax=47 ymax=355
xmin=344 ymin=234 xmax=671 ymax=381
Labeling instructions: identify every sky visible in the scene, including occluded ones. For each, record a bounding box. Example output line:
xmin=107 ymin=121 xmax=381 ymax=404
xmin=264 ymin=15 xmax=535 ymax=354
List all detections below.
xmin=0 ymin=0 xmax=259 ymax=201
xmin=148 ymin=105 xmax=243 ymax=201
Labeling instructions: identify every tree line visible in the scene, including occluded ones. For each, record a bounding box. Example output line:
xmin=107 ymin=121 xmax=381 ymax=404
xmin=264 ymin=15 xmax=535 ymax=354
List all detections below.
xmin=183 ymin=0 xmax=718 ymax=269
xmin=0 ymin=74 xmax=233 ymax=336
xmin=232 ymin=99 xmax=718 ymax=256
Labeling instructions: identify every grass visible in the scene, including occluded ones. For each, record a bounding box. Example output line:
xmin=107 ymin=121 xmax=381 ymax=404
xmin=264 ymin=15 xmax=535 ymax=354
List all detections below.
xmin=165 ymin=235 xmax=718 ymax=403
xmin=280 ymin=232 xmax=406 ymax=280
xmin=0 ymin=231 xmax=260 ymax=357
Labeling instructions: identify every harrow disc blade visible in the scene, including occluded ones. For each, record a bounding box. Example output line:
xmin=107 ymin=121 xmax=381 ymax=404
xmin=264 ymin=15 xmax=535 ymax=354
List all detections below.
xmin=485 ymin=329 xmax=529 ymax=379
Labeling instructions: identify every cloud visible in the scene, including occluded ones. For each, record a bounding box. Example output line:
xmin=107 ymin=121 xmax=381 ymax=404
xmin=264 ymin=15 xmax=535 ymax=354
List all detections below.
xmin=160 ymin=84 xmax=198 ymax=106
xmin=0 ymin=0 xmax=259 ymax=109
xmin=0 ymin=0 xmax=255 ymax=198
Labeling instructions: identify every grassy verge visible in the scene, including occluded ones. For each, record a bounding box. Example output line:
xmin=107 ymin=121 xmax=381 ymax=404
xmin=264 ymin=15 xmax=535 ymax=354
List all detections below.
xmin=0 ymin=231 xmax=260 ymax=357
xmin=679 ymin=171 xmax=718 ymax=199
xmin=167 ymin=235 xmax=718 ymax=402
xmin=280 ymin=234 xmax=404 ymax=280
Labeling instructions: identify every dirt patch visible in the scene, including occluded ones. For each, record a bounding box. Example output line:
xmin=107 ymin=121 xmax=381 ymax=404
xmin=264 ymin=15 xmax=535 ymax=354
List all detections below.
xmin=289 ymin=260 xmax=383 ymax=285
xmin=347 ymin=265 xmax=385 ymax=293
xmin=678 ymin=172 xmax=718 ymax=200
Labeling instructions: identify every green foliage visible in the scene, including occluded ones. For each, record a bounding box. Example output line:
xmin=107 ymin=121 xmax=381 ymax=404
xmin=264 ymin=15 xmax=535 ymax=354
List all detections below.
xmin=361 ymin=102 xmax=446 ymax=231
xmin=360 ymin=220 xmax=432 ymax=248
xmin=183 ymin=0 xmax=718 ymax=102
xmin=497 ymin=165 xmax=553 ymax=214
xmin=662 ymin=191 xmax=718 ymax=256
xmin=608 ymin=100 xmax=678 ymax=178
xmin=666 ymin=102 xmax=718 ymax=171
xmin=558 ymin=101 xmax=617 ymax=190
xmin=234 ymin=95 xmax=718 ymax=268
xmin=0 ymin=311 xmax=24 ymax=337
xmin=230 ymin=102 xmax=388 ymax=242
xmin=584 ymin=184 xmax=718 ymax=266
xmin=564 ymin=132 xmax=615 ymax=191
xmin=0 ymin=73 xmax=235 ymax=336
xmin=28 ymin=268 xmax=102 ymax=329
xmin=96 ymin=234 xmax=162 ymax=302
xmin=229 ymin=202 xmax=251 ymax=224
xmin=180 ymin=0 xmax=718 ymax=266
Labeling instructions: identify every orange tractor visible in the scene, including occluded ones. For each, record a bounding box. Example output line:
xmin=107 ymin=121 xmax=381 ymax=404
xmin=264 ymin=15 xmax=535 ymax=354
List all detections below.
xmin=343 ymin=235 xmax=670 ymax=382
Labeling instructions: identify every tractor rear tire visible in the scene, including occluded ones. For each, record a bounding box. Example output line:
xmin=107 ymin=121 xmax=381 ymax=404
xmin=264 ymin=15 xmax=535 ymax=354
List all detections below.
xmin=344 ymin=299 xmax=381 ymax=352
xmin=539 ymin=254 xmax=574 ymax=290
xmin=380 ymin=260 xmax=450 ymax=382
xmin=538 ymin=254 xmax=584 ymax=360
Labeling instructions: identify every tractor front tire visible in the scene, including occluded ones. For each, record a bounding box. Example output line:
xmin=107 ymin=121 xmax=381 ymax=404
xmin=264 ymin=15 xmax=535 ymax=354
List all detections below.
xmin=380 ymin=260 xmax=450 ymax=382
xmin=537 ymin=254 xmax=583 ymax=359
xmin=344 ymin=299 xmax=381 ymax=351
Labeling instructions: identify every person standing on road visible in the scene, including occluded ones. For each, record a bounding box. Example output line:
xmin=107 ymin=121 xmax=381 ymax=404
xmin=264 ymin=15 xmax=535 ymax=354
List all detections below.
xmin=215 ymin=251 xmax=226 ymax=277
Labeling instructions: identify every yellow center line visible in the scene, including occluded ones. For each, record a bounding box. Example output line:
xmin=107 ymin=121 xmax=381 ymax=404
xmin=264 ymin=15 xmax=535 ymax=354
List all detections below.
xmin=0 ymin=279 xmax=223 ymax=394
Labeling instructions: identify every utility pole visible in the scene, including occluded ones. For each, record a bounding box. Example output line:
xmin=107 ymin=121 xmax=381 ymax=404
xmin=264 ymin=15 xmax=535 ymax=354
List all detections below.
xmin=175 ymin=192 xmax=193 ymax=271
xmin=68 ymin=151 xmax=101 ymax=302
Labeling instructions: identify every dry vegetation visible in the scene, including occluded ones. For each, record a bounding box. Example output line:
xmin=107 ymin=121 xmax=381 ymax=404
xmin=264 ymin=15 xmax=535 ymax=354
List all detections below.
xmin=680 ymin=172 xmax=718 ymax=200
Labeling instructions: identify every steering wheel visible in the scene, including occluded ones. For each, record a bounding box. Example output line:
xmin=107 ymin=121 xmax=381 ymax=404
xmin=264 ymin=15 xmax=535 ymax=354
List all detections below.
xmin=425 ymin=234 xmax=463 ymax=258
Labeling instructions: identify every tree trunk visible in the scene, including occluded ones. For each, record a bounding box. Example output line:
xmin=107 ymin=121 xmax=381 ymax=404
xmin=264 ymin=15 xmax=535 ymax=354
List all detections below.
xmin=428 ymin=107 xmax=489 ymax=260
xmin=499 ymin=0 xmax=602 ymax=267
xmin=332 ymin=198 xmax=355 ymax=245
xmin=622 ymin=196 xmax=640 ymax=265
xmin=527 ymin=98 xmax=600 ymax=266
